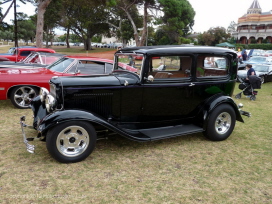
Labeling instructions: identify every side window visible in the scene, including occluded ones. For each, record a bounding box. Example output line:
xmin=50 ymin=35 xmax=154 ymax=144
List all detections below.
xmin=20 ymin=51 xmax=31 ymax=56
xmin=73 ymin=60 xmax=106 ymax=75
xmin=196 ymin=56 xmax=228 ymax=77
xmin=149 ymin=56 xmax=192 ymax=79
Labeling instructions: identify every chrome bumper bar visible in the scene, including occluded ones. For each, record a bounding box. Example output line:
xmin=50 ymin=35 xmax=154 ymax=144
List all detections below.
xmin=20 ymin=116 xmax=35 ymax=153
xmin=237 ymin=103 xmax=251 ymax=118
xmin=239 ymin=110 xmax=251 ymax=117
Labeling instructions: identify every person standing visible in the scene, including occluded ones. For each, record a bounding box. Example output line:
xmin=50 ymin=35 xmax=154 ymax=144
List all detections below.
xmin=242 ymin=51 xmax=248 ymax=61
xmin=246 ymin=64 xmax=256 ymax=81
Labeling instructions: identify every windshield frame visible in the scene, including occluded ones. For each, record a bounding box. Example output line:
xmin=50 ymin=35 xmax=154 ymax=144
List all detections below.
xmin=114 ymin=53 xmax=144 ymax=77
xmin=46 ymin=57 xmax=77 ymax=73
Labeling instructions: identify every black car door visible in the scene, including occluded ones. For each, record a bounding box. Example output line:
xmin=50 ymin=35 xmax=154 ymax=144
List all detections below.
xmin=140 ymin=55 xmax=201 ymax=123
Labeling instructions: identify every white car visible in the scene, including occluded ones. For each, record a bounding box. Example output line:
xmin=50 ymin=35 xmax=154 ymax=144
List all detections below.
xmin=237 ymin=64 xmax=272 ymax=83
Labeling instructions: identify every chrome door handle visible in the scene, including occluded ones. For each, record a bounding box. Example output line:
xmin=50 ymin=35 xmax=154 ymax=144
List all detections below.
xmin=189 ymin=83 xmax=195 ymax=87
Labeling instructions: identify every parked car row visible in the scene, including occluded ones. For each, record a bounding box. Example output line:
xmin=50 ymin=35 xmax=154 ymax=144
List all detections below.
xmin=73 ymin=42 xmax=123 ymax=49
xmin=0 ymin=47 xmax=56 ymax=62
xmin=0 ymin=52 xmax=65 ymax=69
xmin=237 ymin=64 xmax=272 ymax=83
xmin=238 ymin=49 xmax=272 ymax=61
xmin=238 ymin=56 xmax=272 ymax=70
xmin=0 ymin=54 xmax=136 ymax=109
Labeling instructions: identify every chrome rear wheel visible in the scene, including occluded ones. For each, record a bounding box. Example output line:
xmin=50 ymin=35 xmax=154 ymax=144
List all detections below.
xmin=204 ymin=104 xmax=236 ymax=141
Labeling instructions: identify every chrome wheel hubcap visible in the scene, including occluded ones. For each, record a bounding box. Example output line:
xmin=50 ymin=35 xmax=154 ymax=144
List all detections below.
xmin=56 ymin=126 xmax=90 ymax=157
xmin=214 ymin=112 xmax=231 ymax=135
xmin=14 ymin=86 xmax=36 ymax=107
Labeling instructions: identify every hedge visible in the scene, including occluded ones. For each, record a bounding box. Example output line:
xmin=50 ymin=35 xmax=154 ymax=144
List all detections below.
xmin=235 ymin=43 xmax=272 ymax=50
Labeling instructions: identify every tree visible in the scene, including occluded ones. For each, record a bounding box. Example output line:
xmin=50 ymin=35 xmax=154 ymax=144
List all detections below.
xmin=35 ymin=0 xmax=52 ymax=48
xmin=0 ymin=30 xmax=13 ymax=41
xmin=0 ymin=0 xmax=14 ymax=23
xmin=115 ymin=0 xmax=157 ymax=46
xmin=16 ymin=13 xmax=35 ymax=44
xmin=197 ymin=27 xmax=231 ymax=46
xmin=157 ymin=0 xmax=195 ymax=44
xmin=58 ymin=0 xmax=111 ymax=50
xmin=1 ymin=0 xmax=33 ymax=46
xmin=107 ymin=5 xmax=142 ymax=46
xmin=227 ymin=21 xmax=237 ymax=35
xmin=114 ymin=0 xmax=194 ymax=46
xmin=154 ymin=28 xmax=171 ymax=45
xmin=43 ymin=0 xmax=62 ymax=47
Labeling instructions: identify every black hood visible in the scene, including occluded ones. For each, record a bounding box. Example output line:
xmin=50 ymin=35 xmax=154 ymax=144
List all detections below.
xmin=50 ymin=75 xmax=120 ymax=87
xmin=50 ymin=71 xmax=140 ymax=87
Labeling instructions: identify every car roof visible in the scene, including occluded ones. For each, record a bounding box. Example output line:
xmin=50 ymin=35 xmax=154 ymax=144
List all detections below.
xmin=117 ymin=45 xmax=237 ymax=56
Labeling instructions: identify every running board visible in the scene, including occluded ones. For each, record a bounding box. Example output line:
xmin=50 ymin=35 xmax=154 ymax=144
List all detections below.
xmin=123 ymin=124 xmax=203 ymax=141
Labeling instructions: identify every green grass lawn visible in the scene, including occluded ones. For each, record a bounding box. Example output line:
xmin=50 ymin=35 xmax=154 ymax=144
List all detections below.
xmin=0 ymin=82 xmax=271 ymax=203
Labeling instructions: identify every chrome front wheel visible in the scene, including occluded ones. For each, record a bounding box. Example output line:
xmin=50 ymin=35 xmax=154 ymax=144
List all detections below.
xmin=10 ymin=86 xmax=38 ymax=109
xmin=46 ymin=121 xmax=97 ymax=163
xmin=56 ymin=125 xmax=90 ymax=157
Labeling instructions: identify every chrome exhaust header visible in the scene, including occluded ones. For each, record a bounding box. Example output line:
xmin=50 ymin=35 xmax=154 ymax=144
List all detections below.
xmin=20 ymin=116 xmax=35 ymax=153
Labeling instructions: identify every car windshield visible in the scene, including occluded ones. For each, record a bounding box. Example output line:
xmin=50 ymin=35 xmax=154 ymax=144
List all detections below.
xmin=248 ymin=57 xmax=266 ymax=63
xmin=115 ymin=53 xmax=143 ymax=75
xmin=8 ymin=47 xmax=15 ymax=54
xmin=47 ymin=57 xmax=75 ymax=72
xmin=253 ymin=65 xmax=269 ymax=72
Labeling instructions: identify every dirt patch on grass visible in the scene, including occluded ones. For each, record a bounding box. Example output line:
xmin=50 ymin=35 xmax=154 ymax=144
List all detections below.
xmin=88 ymin=50 xmax=116 ymax=60
xmin=65 ymin=50 xmax=116 ymax=60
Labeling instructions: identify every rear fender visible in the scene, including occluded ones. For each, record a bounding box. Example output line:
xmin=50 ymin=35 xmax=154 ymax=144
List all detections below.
xmin=200 ymin=96 xmax=244 ymax=130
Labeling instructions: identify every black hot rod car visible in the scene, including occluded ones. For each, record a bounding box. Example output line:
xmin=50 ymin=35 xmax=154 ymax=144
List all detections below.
xmin=20 ymin=45 xmax=250 ymax=163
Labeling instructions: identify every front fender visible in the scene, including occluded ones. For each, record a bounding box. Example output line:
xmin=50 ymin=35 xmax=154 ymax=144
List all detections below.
xmin=200 ymin=95 xmax=244 ymax=130
xmin=37 ymin=110 xmax=110 ymax=133
xmin=36 ymin=109 xmax=144 ymax=141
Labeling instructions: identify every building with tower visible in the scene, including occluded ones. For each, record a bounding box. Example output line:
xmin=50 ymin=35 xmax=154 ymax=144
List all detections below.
xmin=232 ymin=0 xmax=272 ymax=44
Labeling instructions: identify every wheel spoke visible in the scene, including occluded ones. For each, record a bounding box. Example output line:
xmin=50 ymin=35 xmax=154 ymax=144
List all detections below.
xmin=14 ymin=94 xmax=23 ymax=99
xmin=19 ymin=100 xmax=26 ymax=106
xmin=28 ymin=89 xmax=35 ymax=95
xmin=62 ymin=137 xmax=71 ymax=149
xmin=19 ymin=87 xmax=27 ymax=94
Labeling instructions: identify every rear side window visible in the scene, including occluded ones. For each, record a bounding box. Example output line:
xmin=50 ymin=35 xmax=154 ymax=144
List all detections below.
xmin=196 ymin=56 xmax=228 ymax=77
xmin=149 ymin=56 xmax=192 ymax=79
xmin=20 ymin=51 xmax=31 ymax=56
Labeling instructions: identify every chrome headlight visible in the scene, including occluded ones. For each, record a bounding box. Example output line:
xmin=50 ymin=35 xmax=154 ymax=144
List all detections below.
xmin=39 ymin=87 xmax=49 ymax=102
xmin=45 ymin=94 xmax=56 ymax=112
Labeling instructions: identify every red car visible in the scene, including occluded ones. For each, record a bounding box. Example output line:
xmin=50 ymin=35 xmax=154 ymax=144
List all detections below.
xmin=263 ymin=50 xmax=272 ymax=57
xmin=0 ymin=52 xmax=65 ymax=69
xmin=0 ymin=56 xmax=136 ymax=108
xmin=0 ymin=47 xmax=56 ymax=62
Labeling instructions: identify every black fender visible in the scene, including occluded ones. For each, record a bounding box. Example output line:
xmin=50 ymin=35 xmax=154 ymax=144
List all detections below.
xmin=37 ymin=110 xmax=150 ymax=142
xmin=199 ymin=95 xmax=244 ymax=131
